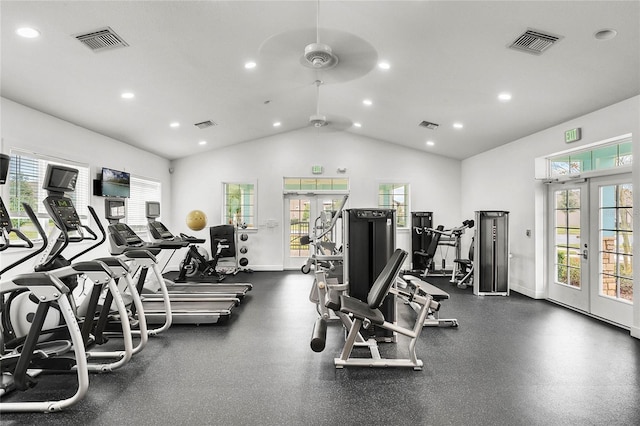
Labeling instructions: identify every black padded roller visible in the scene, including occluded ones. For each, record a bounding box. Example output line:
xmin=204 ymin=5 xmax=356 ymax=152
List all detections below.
xmin=310 ymin=318 xmax=327 ymax=353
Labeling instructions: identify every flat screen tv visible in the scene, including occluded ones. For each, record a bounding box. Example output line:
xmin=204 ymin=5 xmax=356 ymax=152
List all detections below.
xmin=101 ymin=167 xmax=130 ymax=198
xmin=43 ymin=164 xmax=79 ymax=193
xmin=105 ymin=198 xmax=126 ymax=220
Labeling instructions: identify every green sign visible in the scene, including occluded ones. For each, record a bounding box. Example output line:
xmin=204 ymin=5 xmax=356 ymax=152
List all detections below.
xmin=312 ymin=165 xmax=323 ymax=174
xmin=565 ymin=128 xmax=581 ymax=143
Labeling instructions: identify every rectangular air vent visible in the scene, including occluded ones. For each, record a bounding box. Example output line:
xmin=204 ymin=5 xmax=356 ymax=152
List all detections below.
xmin=194 ymin=120 xmax=217 ymax=129
xmin=419 ymin=121 xmax=439 ymax=130
xmin=509 ymin=29 xmax=562 ymax=55
xmin=75 ymin=27 xmax=129 ymax=52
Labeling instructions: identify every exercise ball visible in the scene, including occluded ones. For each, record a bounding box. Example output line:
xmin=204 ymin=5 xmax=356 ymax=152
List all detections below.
xmin=186 ymin=210 xmax=207 ymax=231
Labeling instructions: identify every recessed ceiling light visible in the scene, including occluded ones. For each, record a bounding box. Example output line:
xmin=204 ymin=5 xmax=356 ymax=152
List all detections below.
xmin=16 ymin=27 xmax=40 ymax=38
xmin=170 ymin=122 xmax=180 ymax=128
xmin=498 ymin=92 xmax=512 ymax=102
xmin=362 ymin=99 xmax=373 ymax=106
xmin=594 ymin=29 xmax=617 ymax=40
xmin=353 ymin=122 xmax=362 ymax=128
xmin=198 ymin=140 xmax=207 ymax=146
xmin=453 ymin=122 xmax=464 ymax=129
xmin=121 ymin=92 xmax=135 ymax=99
xmin=244 ymin=61 xmax=257 ymax=69
xmin=378 ymin=61 xmax=390 ymax=70
xmin=426 ymin=140 xmax=435 ymax=146
xmin=273 ymin=122 xmax=281 ymax=127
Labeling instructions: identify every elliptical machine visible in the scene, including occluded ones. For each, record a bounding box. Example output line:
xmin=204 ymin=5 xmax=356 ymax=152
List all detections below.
xmin=3 ymin=164 xmax=135 ymax=374
xmin=0 ymin=154 xmax=90 ymax=413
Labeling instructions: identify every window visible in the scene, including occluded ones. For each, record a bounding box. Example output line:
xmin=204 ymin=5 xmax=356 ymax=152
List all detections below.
xmin=553 ymin=188 xmax=582 ymax=288
xmin=223 ymin=182 xmax=256 ymax=228
xmin=599 ymin=183 xmax=633 ymax=302
xmin=378 ymin=183 xmax=409 ymax=228
xmin=548 ymin=138 xmax=632 ymax=177
xmin=7 ymin=151 xmax=90 ymax=240
xmin=127 ymin=176 xmax=161 ymax=235
xmin=284 ymin=177 xmax=349 ymax=191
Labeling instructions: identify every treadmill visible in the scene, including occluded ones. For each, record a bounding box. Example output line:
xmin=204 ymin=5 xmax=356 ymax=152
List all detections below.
xmin=144 ymin=201 xmax=252 ymax=299
xmin=104 ymin=199 xmax=239 ymax=325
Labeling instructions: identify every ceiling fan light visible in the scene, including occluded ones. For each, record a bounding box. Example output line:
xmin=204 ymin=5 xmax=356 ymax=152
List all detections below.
xmin=309 ymin=114 xmax=328 ymax=127
xmin=303 ymin=42 xmax=338 ymax=69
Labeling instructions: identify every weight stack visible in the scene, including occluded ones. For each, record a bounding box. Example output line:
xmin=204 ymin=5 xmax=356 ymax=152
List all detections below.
xmin=473 ymin=210 xmax=509 ymax=296
xmin=411 ymin=211 xmax=433 ymax=272
xmin=344 ymin=208 xmax=396 ymax=342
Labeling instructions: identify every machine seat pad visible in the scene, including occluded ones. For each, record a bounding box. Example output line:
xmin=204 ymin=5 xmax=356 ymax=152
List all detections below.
xmin=124 ymin=250 xmax=158 ymax=261
xmin=95 ymin=257 xmax=130 ymax=271
xmin=404 ymin=276 xmax=450 ymax=302
xmin=325 ymin=289 xmax=342 ymax=311
xmin=73 ymin=261 xmax=110 ymax=273
xmin=12 ymin=272 xmax=65 ymax=289
xmin=453 ymin=259 xmax=472 ymax=266
xmin=420 ymin=282 xmax=449 ymax=301
xmin=339 ymin=295 xmax=385 ymax=326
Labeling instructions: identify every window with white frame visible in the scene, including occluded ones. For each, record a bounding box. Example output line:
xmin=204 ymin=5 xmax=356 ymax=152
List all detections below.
xmin=548 ymin=138 xmax=632 ymax=177
xmin=223 ymin=182 xmax=256 ymax=228
xmin=378 ymin=183 xmax=409 ymax=228
xmin=126 ymin=176 xmax=161 ymax=235
xmin=7 ymin=151 xmax=90 ymax=240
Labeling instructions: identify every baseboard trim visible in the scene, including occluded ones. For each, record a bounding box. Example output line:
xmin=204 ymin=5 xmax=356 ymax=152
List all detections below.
xmin=509 ymin=283 xmax=545 ymax=299
xmin=247 ymin=265 xmax=284 ymax=272
xmin=631 ymin=326 xmax=640 ymax=340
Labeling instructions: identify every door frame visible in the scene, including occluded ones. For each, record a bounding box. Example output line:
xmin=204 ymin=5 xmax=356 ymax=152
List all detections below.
xmin=282 ymin=191 xmax=348 ymax=270
xmin=547 ymin=180 xmax=590 ymax=312
xmin=546 ymin=173 xmax=634 ymax=328
xmin=588 ymin=173 xmax=633 ymax=327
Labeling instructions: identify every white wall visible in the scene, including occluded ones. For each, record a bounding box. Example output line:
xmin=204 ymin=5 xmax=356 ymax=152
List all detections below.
xmin=461 ymin=95 xmax=640 ymax=337
xmin=634 ymin=108 xmax=640 ymax=339
xmin=170 ymin=127 xmax=462 ymax=270
xmin=0 ymin=97 xmax=172 ymax=276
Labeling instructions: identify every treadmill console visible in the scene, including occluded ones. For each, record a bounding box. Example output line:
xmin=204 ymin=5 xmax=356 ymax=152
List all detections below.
xmin=110 ymin=222 xmax=144 ymax=246
xmin=44 ymin=196 xmax=81 ymax=231
xmin=0 ymin=197 xmax=10 ymax=229
xmin=149 ymin=221 xmax=174 ymax=240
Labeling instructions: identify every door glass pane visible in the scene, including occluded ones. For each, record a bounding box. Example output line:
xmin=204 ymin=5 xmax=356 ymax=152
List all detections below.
xmin=599 ymin=184 xmax=633 ymax=302
xmin=289 ymin=199 xmax=310 ymax=257
xmin=554 ymin=189 xmax=581 ymax=288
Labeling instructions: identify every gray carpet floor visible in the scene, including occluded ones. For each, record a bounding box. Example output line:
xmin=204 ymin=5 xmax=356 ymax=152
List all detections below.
xmin=2 ymin=271 xmax=639 ymax=425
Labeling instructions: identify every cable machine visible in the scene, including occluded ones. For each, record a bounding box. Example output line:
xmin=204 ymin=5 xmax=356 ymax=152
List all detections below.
xmin=473 ymin=210 xmax=509 ymax=296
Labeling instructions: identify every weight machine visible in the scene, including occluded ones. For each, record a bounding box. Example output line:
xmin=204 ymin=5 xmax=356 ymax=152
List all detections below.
xmin=414 ymin=219 xmax=474 ymax=284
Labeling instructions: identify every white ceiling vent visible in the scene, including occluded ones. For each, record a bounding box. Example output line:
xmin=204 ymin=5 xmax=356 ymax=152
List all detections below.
xmin=419 ymin=121 xmax=439 ymax=130
xmin=75 ymin=27 xmax=129 ymax=52
xmin=509 ymin=29 xmax=562 ymax=55
xmin=194 ymin=120 xmax=217 ymax=129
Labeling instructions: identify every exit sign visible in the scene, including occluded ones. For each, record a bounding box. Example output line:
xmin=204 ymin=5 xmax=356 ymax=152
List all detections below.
xmin=565 ymin=127 xmax=581 ymax=143
xmin=312 ymin=165 xmax=323 ymax=174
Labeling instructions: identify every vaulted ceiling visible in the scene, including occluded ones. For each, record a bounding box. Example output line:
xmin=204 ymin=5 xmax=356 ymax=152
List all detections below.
xmin=2 ymin=1 xmax=639 ymax=160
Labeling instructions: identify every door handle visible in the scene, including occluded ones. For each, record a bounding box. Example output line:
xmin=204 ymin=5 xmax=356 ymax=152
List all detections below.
xmin=582 ymin=249 xmax=588 ymax=260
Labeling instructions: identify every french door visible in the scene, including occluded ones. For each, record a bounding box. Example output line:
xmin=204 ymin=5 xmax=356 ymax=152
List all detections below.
xmin=283 ymin=194 xmax=347 ymax=270
xmin=548 ymin=174 xmax=633 ymax=327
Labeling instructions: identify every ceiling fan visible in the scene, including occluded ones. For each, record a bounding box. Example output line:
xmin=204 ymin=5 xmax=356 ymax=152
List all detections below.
xmin=258 ymin=1 xmax=378 ymax=85
xmin=308 ymin=79 xmax=352 ymax=131
xmin=302 ymin=0 xmax=339 ymax=71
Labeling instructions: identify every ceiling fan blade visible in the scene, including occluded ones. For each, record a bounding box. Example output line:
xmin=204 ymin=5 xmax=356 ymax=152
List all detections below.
xmin=318 ymin=114 xmax=353 ymax=132
xmin=259 ymin=28 xmax=378 ymax=85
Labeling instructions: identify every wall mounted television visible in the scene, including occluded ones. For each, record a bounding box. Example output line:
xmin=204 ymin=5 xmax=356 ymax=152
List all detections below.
xmin=100 ymin=167 xmax=130 ymax=198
